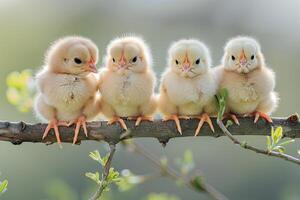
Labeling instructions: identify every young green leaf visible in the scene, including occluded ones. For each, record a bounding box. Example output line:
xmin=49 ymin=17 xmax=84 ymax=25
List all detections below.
xmin=89 ymin=150 xmax=102 ymax=163
xmin=277 ymin=139 xmax=295 ymax=146
xmin=85 ymin=172 xmax=101 ymax=185
xmin=0 ymin=179 xmax=8 ymax=194
xmin=190 ymin=176 xmax=205 ymax=192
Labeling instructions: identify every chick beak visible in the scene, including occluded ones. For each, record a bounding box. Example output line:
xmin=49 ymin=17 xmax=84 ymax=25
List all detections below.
xmin=85 ymin=59 xmax=97 ymax=73
xmin=182 ymin=55 xmax=190 ymax=71
xmin=239 ymin=50 xmax=247 ymax=66
xmin=118 ymin=54 xmax=127 ymax=69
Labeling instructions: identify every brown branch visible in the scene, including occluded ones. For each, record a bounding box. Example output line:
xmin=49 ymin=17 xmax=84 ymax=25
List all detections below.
xmin=216 ymin=118 xmax=300 ymax=165
xmin=0 ymin=115 xmax=299 ymax=145
xmin=123 ymin=141 xmax=228 ymax=200
xmin=89 ymin=144 xmax=116 ymax=200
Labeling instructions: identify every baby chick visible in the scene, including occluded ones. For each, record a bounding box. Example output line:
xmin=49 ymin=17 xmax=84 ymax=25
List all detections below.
xmin=99 ymin=36 xmax=156 ymax=129
xmin=34 ymin=36 xmax=100 ymax=145
xmin=158 ymin=39 xmax=217 ymax=135
xmin=216 ymin=36 xmax=278 ymax=124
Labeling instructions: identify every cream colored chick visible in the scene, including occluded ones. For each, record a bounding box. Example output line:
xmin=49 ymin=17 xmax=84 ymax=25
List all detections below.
xmin=34 ymin=36 xmax=100 ymax=145
xmin=99 ymin=36 xmax=156 ymax=130
xmin=158 ymin=39 xmax=217 ymax=135
xmin=216 ymin=36 xmax=278 ymax=124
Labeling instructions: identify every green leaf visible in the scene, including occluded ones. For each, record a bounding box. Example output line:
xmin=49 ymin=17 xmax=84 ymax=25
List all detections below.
xmin=297 ymin=150 xmax=300 ymax=155
xmin=175 ymin=150 xmax=195 ymax=175
xmin=117 ymin=169 xmax=143 ymax=192
xmin=85 ymin=172 xmax=100 ymax=185
xmin=0 ymin=179 xmax=8 ymax=194
xmin=273 ymin=146 xmax=285 ymax=153
xmin=215 ymin=88 xmax=229 ymax=120
xmin=278 ymin=139 xmax=295 ymax=146
xmin=107 ymin=168 xmax=120 ymax=183
xmin=89 ymin=150 xmax=102 ymax=164
xmin=272 ymin=126 xmax=283 ymax=145
xmin=190 ymin=176 xmax=205 ymax=192
xmin=225 ymin=120 xmax=233 ymax=128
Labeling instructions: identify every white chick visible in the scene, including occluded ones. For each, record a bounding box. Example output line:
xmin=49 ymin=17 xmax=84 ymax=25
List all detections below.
xmin=99 ymin=36 xmax=156 ymax=129
xmin=34 ymin=36 xmax=100 ymax=145
xmin=158 ymin=39 xmax=217 ymax=135
xmin=216 ymin=36 xmax=278 ymax=124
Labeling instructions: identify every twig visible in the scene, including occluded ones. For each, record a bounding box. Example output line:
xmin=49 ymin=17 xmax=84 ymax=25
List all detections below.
xmin=0 ymin=115 xmax=299 ymax=145
xmin=123 ymin=141 xmax=228 ymax=200
xmin=89 ymin=144 xmax=116 ymax=200
xmin=216 ymin=118 xmax=300 ymax=165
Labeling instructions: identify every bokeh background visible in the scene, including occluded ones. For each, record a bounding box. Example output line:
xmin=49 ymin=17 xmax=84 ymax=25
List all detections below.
xmin=1 ymin=0 xmax=300 ymax=199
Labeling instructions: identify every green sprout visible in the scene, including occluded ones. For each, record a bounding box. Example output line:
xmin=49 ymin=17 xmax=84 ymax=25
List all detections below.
xmin=266 ymin=127 xmax=294 ymax=153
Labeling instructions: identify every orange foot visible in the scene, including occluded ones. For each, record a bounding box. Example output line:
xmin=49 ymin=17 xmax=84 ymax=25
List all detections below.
xmin=108 ymin=116 xmax=128 ymax=130
xmin=194 ymin=113 xmax=214 ymax=136
xmin=68 ymin=116 xmax=88 ymax=144
xmin=42 ymin=119 xmax=68 ymax=147
xmin=222 ymin=113 xmax=240 ymax=125
xmin=254 ymin=111 xmax=273 ymax=123
xmin=163 ymin=115 xmax=183 ymax=135
xmin=128 ymin=116 xmax=154 ymax=126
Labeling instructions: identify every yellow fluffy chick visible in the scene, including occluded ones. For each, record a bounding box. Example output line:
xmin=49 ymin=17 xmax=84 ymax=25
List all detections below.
xmin=158 ymin=39 xmax=218 ymax=135
xmin=34 ymin=36 xmax=100 ymax=145
xmin=99 ymin=36 xmax=156 ymax=129
xmin=215 ymin=36 xmax=278 ymax=124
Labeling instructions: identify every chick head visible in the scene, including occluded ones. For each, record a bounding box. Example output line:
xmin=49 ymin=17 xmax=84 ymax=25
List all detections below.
xmin=222 ymin=36 xmax=265 ymax=74
xmin=45 ymin=36 xmax=98 ymax=76
xmin=106 ymin=36 xmax=152 ymax=75
xmin=168 ymin=39 xmax=211 ymax=78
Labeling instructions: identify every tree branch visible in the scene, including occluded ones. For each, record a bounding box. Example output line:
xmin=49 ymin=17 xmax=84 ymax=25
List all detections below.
xmin=123 ymin=141 xmax=228 ymax=200
xmin=89 ymin=144 xmax=116 ymax=200
xmin=0 ymin=115 xmax=299 ymax=145
xmin=216 ymin=118 xmax=300 ymax=165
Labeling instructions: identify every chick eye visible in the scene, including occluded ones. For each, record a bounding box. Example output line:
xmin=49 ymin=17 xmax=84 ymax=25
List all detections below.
xmin=132 ymin=56 xmax=137 ymax=63
xmin=74 ymin=58 xmax=82 ymax=64
xmin=175 ymin=60 xmax=179 ymax=65
xmin=251 ymin=55 xmax=255 ymax=60
xmin=195 ymin=59 xmax=200 ymax=65
xmin=112 ymin=58 xmax=115 ymax=62
xmin=231 ymin=55 xmax=235 ymax=61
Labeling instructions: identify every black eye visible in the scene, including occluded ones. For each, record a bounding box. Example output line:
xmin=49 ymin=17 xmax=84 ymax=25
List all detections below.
xmin=195 ymin=59 xmax=200 ymax=65
xmin=112 ymin=58 xmax=115 ymax=62
xmin=251 ymin=55 xmax=255 ymax=60
xmin=231 ymin=55 xmax=235 ymax=61
xmin=175 ymin=60 xmax=179 ymax=65
xmin=74 ymin=58 xmax=82 ymax=64
xmin=132 ymin=56 xmax=137 ymax=63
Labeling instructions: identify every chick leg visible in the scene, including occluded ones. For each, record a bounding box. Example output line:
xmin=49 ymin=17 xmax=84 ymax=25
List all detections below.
xmin=107 ymin=117 xmax=128 ymax=130
xmin=42 ymin=119 xmax=68 ymax=146
xmin=163 ymin=115 xmax=182 ymax=135
xmin=68 ymin=116 xmax=88 ymax=144
xmin=194 ymin=113 xmax=214 ymax=136
xmin=254 ymin=111 xmax=273 ymax=123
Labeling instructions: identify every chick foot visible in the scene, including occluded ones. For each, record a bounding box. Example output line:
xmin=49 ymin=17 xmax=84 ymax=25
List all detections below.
xmin=194 ymin=113 xmax=214 ymax=136
xmin=108 ymin=116 xmax=128 ymax=130
xmin=42 ymin=119 xmax=68 ymax=146
xmin=254 ymin=111 xmax=273 ymax=123
xmin=222 ymin=113 xmax=240 ymax=125
xmin=163 ymin=114 xmax=183 ymax=135
xmin=68 ymin=116 xmax=88 ymax=144
xmin=128 ymin=116 xmax=154 ymax=126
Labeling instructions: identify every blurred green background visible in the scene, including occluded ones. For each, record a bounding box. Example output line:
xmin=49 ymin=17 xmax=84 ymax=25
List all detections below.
xmin=1 ymin=0 xmax=300 ymax=199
